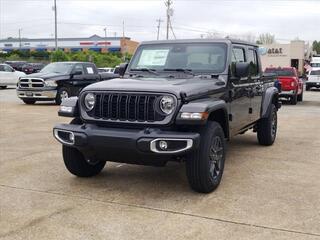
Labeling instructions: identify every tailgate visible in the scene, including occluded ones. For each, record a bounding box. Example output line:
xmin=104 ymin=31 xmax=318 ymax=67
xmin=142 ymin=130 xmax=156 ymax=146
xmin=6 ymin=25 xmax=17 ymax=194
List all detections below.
xmin=278 ymin=77 xmax=296 ymax=91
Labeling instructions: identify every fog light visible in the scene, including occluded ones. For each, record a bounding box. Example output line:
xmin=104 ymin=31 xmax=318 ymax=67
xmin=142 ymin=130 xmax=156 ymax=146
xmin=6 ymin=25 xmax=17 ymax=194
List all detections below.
xmin=69 ymin=133 xmax=75 ymax=142
xmin=159 ymin=140 xmax=168 ymax=150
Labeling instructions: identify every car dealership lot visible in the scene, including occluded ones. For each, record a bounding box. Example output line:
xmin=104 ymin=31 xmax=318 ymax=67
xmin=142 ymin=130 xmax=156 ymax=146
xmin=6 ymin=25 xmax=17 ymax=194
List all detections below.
xmin=0 ymin=88 xmax=319 ymax=240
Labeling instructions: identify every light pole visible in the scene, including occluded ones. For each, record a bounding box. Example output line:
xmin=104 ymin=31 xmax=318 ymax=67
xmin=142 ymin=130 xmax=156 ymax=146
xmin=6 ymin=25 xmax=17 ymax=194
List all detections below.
xmin=18 ymin=28 xmax=22 ymax=49
xmin=156 ymin=18 xmax=163 ymax=40
xmin=103 ymin=27 xmax=107 ymax=52
xmin=53 ymin=0 xmax=58 ymax=50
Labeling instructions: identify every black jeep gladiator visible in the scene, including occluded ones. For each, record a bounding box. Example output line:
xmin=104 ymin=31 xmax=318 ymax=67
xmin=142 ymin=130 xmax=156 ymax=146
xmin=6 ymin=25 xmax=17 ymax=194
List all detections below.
xmin=53 ymin=39 xmax=281 ymax=193
xmin=16 ymin=61 xmax=118 ymax=105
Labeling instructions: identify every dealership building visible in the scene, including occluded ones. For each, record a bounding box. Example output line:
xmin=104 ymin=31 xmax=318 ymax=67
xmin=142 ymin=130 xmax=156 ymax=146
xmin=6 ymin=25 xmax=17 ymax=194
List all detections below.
xmin=0 ymin=35 xmax=139 ymax=54
xmin=259 ymin=40 xmax=311 ymax=73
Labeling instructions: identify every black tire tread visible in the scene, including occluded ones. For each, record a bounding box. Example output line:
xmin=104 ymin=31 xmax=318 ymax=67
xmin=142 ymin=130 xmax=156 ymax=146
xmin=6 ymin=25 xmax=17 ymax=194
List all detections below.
xmin=257 ymin=104 xmax=277 ymax=146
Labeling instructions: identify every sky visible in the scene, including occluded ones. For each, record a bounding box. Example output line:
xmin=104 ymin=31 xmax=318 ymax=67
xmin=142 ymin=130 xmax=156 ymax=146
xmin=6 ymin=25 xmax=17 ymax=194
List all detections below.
xmin=1 ymin=0 xmax=319 ymax=43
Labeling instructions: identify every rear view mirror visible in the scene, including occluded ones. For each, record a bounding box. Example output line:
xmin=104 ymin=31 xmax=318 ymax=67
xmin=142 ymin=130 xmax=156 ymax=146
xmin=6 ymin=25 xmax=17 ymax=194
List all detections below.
xmin=118 ymin=63 xmax=128 ymax=77
xmin=234 ymin=62 xmax=250 ymax=79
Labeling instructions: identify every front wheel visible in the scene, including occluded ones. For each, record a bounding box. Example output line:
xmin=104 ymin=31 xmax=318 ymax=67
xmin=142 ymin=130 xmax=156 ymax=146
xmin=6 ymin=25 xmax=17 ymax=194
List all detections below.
xmin=290 ymin=93 xmax=298 ymax=105
xmin=0 ymin=86 xmax=7 ymax=89
xmin=55 ymin=87 xmax=70 ymax=105
xmin=297 ymin=91 xmax=303 ymax=102
xmin=22 ymin=99 xmax=36 ymax=105
xmin=62 ymin=146 xmax=106 ymax=177
xmin=186 ymin=121 xmax=226 ymax=193
xmin=257 ymin=104 xmax=277 ymax=146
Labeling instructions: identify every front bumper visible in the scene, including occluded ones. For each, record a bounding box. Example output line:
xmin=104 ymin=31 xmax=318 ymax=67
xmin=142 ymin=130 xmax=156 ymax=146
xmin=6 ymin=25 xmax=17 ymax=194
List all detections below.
xmin=17 ymin=89 xmax=57 ymax=99
xmin=53 ymin=123 xmax=200 ymax=164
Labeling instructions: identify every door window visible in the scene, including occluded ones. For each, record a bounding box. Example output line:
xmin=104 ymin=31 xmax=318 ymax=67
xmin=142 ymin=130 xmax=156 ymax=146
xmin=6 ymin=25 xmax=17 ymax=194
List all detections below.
xmin=247 ymin=49 xmax=258 ymax=76
xmin=73 ymin=64 xmax=84 ymax=74
xmin=231 ymin=47 xmax=245 ymax=63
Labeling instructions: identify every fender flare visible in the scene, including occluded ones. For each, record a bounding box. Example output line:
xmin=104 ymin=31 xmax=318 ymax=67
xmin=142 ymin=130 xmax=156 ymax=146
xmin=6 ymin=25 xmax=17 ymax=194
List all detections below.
xmin=261 ymin=87 xmax=279 ymax=118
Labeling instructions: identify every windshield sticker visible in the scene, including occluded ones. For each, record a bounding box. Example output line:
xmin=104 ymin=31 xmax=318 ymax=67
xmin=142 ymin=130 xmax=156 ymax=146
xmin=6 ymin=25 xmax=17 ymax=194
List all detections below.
xmin=86 ymin=67 xmax=94 ymax=74
xmin=137 ymin=49 xmax=169 ymax=66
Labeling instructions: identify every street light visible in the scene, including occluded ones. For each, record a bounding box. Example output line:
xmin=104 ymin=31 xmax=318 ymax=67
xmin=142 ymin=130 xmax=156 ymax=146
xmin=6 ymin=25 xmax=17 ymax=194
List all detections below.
xmin=103 ymin=27 xmax=107 ymax=52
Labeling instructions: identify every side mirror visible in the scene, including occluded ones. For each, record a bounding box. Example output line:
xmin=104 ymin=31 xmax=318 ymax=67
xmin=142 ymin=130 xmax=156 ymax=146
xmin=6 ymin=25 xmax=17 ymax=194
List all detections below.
xmin=234 ymin=62 xmax=250 ymax=79
xmin=118 ymin=63 xmax=128 ymax=77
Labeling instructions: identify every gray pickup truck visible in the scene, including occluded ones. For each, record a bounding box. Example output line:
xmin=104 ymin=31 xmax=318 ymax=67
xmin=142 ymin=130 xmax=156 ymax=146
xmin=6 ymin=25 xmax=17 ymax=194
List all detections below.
xmin=53 ymin=39 xmax=281 ymax=193
xmin=16 ymin=61 xmax=118 ymax=105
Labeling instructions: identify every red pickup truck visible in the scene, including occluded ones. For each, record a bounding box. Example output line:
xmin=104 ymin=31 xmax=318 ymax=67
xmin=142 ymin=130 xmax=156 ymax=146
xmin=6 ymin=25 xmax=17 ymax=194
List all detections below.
xmin=265 ymin=67 xmax=303 ymax=105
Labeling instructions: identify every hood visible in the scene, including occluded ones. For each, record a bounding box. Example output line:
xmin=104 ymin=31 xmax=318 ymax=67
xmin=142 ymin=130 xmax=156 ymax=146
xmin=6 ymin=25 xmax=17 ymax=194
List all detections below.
xmin=84 ymin=77 xmax=226 ymax=99
xmin=25 ymin=72 xmax=69 ymax=80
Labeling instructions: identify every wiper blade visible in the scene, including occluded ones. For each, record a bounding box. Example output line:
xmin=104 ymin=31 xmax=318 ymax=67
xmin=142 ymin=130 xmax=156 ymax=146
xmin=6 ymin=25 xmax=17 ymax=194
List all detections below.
xmin=130 ymin=68 xmax=159 ymax=75
xmin=163 ymin=68 xmax=195 ymax=76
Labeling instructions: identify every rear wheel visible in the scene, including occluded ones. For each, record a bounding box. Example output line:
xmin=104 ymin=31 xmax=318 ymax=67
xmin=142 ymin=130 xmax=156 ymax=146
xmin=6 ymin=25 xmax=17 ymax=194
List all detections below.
xmin=186 ymin=121 xmax=226 ymax=193
xmin=257 ymin=104 xmax=277 ymax=146
xmin=297 ymin=90 xmax=303 ymax=102
xmin=22 ymin=99 xmax=36 ymax=105
xmin=55 ymin=87 xmax=70 ymax=105
xmin=290 ymin=93 xmax=298 ymax=105
xmin=0 ymin=86 xmax=7 ymax=89
xmin=306 ymin=86 xmax=310 ymax=91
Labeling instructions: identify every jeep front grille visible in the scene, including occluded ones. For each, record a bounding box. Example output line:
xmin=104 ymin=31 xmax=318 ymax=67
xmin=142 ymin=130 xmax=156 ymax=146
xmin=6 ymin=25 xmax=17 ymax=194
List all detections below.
xmin=88 ymin=93 xmax=166 ymax=122
xmin=19 ymin=78 xmax=45 ymax=88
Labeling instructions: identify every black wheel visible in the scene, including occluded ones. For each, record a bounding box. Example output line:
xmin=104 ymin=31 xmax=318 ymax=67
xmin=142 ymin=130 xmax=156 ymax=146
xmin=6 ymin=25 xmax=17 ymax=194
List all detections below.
xmin=297 ymin=91 xmax=303 ymax=102
xmin=257 ymin=104 xmax=277 ymax=146
xmin=186 ymin=121 xmax=226 ymax=193
xmin=290 ymin=93 xmax=298 ymax=105
xmin=306 ymin=86 xmax=310 ymax=91
xmin=62 ymin=146 xmax=106 ymax=177
xmin=22 ymin=99 xmax=36 ymax=105
xmin=0 ymin=86 xmax=7 ymax=89
xmin=55 ymin=87 xmax=70 ymax=105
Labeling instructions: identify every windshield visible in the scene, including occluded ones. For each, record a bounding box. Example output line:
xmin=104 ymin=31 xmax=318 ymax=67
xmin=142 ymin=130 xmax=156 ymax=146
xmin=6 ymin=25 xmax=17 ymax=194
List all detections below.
xmin=311 ymin=63 xmax=320 ymax=67
xmin=129 ymin=43 xmax=227 ymax=74
xmin=40 ymin=62 xmax=74 ymax=74
xmin=265 ymin=68 xmax=295 ymax=76
xmin=310 ymin=70 xmax=320 ymax=75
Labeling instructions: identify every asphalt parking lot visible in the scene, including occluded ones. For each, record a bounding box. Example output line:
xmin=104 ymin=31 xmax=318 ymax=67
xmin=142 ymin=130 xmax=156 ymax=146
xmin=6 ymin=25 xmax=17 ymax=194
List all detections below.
xmin=0 ymin=88 xmax=319 ymax=240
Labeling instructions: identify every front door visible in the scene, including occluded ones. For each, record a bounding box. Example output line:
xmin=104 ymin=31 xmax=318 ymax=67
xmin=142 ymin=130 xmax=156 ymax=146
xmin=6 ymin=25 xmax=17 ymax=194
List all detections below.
xmin=228 ymin=46 xmax=252 ymax=136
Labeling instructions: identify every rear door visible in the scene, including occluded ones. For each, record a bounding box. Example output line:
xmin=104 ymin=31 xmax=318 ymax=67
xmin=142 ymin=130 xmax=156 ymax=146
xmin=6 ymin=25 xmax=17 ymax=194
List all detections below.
xmin=229 ymin=45 xmax=252 ymax=135
xmin=0 ymin=65 xmax=15 ymax=85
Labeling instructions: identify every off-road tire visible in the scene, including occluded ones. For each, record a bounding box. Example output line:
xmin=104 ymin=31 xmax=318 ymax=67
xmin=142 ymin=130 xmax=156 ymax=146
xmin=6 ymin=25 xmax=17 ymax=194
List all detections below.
xmin=22 ymin=99 xmax=36 ymax=104
xmin=257 ymin=104 xmax=277 ymax=146
xmin=290 ymin=93 xmax=298 ymax=105
xmin=55 ymin=87 xmax=70 ymax=105
xmin=186 ymin=121 xmax=226 ymax=193
xmin=297 ymin=91 xmax=303 ymax=102
xmin=62 ymin=146 xmax=106 ymax=177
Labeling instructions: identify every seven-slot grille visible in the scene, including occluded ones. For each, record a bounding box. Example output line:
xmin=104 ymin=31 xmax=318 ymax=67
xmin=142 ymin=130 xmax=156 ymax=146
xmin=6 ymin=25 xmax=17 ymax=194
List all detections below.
xmin=19 ymin=78 xmax=45 ymax=88
xmin=88 ymin=93 xmax=167 ymax=122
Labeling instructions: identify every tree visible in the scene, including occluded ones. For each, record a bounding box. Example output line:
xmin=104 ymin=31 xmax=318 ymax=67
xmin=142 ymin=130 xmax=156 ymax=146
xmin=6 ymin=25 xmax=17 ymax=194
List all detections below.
xmin=312 ymin=41 xmax=320 ymax=54
xmin=257 ymin=33 xmax=275 ymax=45
xmin=51 ymin=50 xmax=69 ymax=62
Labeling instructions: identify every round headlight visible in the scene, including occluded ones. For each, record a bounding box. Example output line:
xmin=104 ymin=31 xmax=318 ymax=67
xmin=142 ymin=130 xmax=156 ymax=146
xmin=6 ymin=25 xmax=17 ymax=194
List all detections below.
xmin=84 ymin=93 xmax=96 ymax=111
xmin=159 ymin=95 xmax=176 ymax=115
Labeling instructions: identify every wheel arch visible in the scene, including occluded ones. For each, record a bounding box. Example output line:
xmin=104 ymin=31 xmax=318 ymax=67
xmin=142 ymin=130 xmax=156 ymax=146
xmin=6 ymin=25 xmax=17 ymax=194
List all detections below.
xmin=208 ymin=108 xmax=229 ymax=139
xmin=261 ymin=87 xmax=280 ymax=119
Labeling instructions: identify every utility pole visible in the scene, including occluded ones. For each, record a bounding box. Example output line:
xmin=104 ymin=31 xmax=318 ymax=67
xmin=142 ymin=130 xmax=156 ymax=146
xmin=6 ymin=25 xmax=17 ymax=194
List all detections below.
xmin=156 ymin=18 xmax=163 ymax=40
xmin=165 ymin=0 xmax=173 ymax=40
xmin=18 ymin=28 xmax=22 ymax=49
xmin=103 ymin=27 xmax=107 ymax=52
xmin=53 ymin=0 xmax=58 ymax=50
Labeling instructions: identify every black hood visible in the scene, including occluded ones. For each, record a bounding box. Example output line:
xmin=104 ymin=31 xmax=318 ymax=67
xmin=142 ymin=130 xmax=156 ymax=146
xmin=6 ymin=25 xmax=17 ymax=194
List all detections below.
xmin=84 ymin=77 xmax=226 ymax=99
xmin=26 ymin=72 xmax=69 ymax=80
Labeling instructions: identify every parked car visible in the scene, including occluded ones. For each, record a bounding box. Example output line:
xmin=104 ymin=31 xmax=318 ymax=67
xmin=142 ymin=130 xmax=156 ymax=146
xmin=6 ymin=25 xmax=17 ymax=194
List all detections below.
xmin=21 ymin=63 xmax=45 ymax=74
xmin=306 ymin=69 xmax=320 ymax=90
xmin=98 ymin=67 xmax=114 ymax=73
xmin=53 ymin=39 xmax=281 ymax=193
xmin=16 ymin=61 xmax=118 ymax=105
xmin=0 ymin=63 xmax=26 ymax=89
xmin=265 ymin=67 xmax=303 ymax=105
xmin=4 ymin=61 xmax=27 ymax=71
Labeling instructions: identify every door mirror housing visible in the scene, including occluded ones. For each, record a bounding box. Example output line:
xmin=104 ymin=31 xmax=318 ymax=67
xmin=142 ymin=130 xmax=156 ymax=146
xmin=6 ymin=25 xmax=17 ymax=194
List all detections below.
xmin=118 ymin=63 xmax=128 ymax=77
xmin=234 ymin=62 xmax=250 ymax=79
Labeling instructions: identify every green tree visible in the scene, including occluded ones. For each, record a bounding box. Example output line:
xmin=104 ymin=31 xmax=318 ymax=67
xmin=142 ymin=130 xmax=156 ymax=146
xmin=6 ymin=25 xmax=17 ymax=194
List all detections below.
xmin=312 ymin=41 xmax=320 ymax=54
xmin=51 ymin=50 xmax=69 ymax=62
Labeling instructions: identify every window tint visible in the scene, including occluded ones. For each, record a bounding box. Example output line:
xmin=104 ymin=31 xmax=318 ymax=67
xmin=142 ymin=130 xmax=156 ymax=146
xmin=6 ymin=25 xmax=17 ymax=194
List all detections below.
xmin=247 ymin=49 xmax=258 ymax=76
xmin=0 ymin=65 xmax=5 ymax=72
xmin=231 ymin=47 xmax=245 ymax=63
xmin=73 ymin=64 xmax=84 ymax=74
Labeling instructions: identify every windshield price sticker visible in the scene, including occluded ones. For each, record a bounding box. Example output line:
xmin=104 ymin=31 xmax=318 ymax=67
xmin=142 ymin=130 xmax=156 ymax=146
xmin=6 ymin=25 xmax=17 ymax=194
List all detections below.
xmin=86 ymin=67 xmax=94 ymax=74
xmin=138 ymin=49 xmax=169 ymax=66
